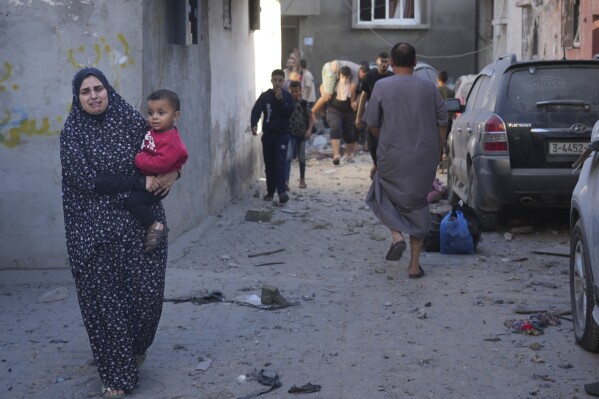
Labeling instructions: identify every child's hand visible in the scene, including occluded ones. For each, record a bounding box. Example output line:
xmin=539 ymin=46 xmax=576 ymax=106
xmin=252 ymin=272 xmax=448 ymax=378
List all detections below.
xmin=145 ymin=176 xmax=160 ymax=192
xmin=304 ymin=130 xmax=312 ymax=140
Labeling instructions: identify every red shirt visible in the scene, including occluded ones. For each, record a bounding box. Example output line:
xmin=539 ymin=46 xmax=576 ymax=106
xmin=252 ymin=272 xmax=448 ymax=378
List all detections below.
xmin=135 ymin=127 xmax=188 ymax=175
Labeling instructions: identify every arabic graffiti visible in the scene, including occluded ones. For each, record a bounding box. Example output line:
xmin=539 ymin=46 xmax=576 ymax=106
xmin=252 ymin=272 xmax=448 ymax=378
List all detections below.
xmin=68 ymin=34 xmax=135 ymax=88
xmin=0 ymin=107 xmax=63 ymax=148
xmin=0 ymin=33 xmax=137 ymax=148
xmin=0 ymin=62 xmax=19 ymax=92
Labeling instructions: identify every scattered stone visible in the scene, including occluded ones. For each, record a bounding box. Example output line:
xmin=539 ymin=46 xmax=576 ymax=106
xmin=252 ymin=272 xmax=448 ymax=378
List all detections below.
xmin=416 ymin=310 xmax=427 ymax=319
xmin=196 ymin=356 xmax=213 ymax=371
xmin=261 ymin=285 xmax=289 ymax=306
xmin=529 ymin=342 xmax=543 ymax=350
xmin=530 ymin=280 xmax=559 ymax=289
xmin=504 ymin=232 xmax=513 ymax=241
xmin=483 ymin=337 xmax=501 ymax=342
xmin=531 ymin=355 xmax=545 ymax=363
xmin=424 ymin=302 xmax=432 ymax=307
xmin=384 ymin=302 xmax=393 ymax=307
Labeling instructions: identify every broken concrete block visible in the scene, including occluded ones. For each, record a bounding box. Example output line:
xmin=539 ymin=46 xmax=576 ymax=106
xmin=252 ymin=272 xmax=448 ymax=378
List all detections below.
xmin=245 ymin=209 xmax=272 ymax=222
xmin=261 ymin=284 xmax=289 ymax=306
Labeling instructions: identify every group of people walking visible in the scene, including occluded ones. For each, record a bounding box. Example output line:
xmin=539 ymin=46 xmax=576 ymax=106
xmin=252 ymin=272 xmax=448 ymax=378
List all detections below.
xmin=59 ymin=41 xmax=448 ymax=397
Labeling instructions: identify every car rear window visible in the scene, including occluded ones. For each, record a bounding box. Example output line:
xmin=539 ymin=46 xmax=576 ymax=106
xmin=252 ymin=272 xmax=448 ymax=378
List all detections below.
xmin=503 ymin=67 xmax=599 ymax=124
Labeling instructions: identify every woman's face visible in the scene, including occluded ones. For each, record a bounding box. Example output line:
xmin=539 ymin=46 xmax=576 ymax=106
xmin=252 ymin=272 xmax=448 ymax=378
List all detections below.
xmin=78 ymin=75 xmax=108 ymax=115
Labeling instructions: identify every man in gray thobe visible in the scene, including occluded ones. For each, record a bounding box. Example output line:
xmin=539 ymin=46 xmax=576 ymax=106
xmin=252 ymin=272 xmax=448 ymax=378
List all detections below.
xmin=363 ymin=42 xmax=448 ymax=278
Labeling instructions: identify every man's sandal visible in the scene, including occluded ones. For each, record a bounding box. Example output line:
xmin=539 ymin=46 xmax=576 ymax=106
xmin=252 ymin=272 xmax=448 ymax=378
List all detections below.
xmin=101 ymin=386 xmax=127 ymax=398
xmin=144 ymin=226 xmax=169 ymax=253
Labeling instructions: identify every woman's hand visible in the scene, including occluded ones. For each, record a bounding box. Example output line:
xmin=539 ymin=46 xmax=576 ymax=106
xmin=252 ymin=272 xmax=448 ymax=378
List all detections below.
xmin=155 ymin=170 xmax=179 ymax=196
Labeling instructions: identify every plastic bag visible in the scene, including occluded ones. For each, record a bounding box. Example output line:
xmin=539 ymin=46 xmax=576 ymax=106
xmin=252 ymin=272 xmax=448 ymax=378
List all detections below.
xmin=440 ymin=210 xmax=474 ymax=254
xmin=423 ymin=211 xmax=448 ymax=252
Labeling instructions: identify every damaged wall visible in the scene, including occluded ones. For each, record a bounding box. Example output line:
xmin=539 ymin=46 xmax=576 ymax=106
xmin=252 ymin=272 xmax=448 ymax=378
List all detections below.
xmin=0 ymin=0 xmax=281 ymax=269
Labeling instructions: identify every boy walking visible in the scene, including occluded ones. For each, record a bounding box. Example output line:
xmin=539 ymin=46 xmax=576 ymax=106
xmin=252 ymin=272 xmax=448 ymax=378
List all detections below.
xmin=285 ymin=80 xmax=313 ymax=189
xmin=127 ymin=89 xmax=188 ymax=252
xmin=251 ymin=69 xmax=294 ymax=204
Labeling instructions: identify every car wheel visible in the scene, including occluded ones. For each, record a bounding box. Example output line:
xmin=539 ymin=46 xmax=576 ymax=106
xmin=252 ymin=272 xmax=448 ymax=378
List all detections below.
xmin=446 ymin=158 xmax=459 ymax=206
xmin=570 ymin=219 xmax=599 ymax=352
xmin=467 ymin=168 xmax=498 ymax=231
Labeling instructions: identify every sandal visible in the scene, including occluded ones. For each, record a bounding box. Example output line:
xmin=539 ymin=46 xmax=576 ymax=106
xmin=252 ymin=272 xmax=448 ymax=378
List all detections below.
xmin=144 ymin=226 xmax=169 ymax=253
xmin=102 ymin=386 xmax=127 ymax=398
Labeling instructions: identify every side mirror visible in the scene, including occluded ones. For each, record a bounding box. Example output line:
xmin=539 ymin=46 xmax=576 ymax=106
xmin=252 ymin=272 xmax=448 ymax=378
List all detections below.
xmin=591 ymin=119 xmax=599 ymax=151
xmin=445 ymin=98 xmax=464 ymax=113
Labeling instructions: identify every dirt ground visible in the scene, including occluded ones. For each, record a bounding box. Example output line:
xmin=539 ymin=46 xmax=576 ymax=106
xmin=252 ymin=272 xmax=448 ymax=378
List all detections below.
xmin=1 ymin=148 xmax=598 ymax=399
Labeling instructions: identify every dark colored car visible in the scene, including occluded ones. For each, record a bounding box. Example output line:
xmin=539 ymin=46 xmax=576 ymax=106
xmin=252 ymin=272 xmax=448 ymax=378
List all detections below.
xmin=570 ymin=120 xmax=599 ymax=352
xmin=445 ymin=55 xmax=599 ymax=230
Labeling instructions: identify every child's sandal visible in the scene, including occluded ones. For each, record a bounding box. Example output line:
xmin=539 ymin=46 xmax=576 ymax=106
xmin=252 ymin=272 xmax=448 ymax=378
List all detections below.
xmin=144 ymin=226 xmax=169 ymax=253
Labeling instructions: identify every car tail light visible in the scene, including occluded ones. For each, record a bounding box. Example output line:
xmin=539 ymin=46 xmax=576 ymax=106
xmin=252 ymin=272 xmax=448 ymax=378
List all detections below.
xmin=482 ymin=114 xmax=508 ymax=153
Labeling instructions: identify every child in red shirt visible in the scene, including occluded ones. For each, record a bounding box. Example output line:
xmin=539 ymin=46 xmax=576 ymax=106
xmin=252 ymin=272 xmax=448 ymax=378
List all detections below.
xmin=126 ymin=89 xmax=188 ymax=252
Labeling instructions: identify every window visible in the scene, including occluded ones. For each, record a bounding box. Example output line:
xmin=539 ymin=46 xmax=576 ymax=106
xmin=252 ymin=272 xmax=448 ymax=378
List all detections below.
xmin=172 ymin=0 xmax=199 ymax=45
xmin=562 ymin=0 xmax=580 ymax=48
xmin=355 ymin=0 xmax=427 ymax=28
xmin=223 ymin=0 xmax=232 ymax=30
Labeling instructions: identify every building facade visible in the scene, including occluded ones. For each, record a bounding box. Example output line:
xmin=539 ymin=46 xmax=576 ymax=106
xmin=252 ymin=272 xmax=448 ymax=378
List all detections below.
xmin=0 ymin=0 xmax=281 ymax=269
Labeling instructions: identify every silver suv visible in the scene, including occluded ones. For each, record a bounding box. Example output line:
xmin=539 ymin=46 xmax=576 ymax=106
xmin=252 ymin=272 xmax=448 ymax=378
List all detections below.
xmin=445 ymin=55 xmax=599 ymax=231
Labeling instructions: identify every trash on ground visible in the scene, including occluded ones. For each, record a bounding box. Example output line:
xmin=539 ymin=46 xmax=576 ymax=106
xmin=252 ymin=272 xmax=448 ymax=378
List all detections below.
xmin=237 ymin=369 xmax=282 ymax=399
xmin=164 ymin=291 xmax=224 ymax=305
xmin=530 ymin=245 xmax=570 ymax=257
xmin=504 ymin=312 xmax=561 ymax=335
xmin=530 ymin=280 xmax=559 ymax=289
xmin=509 ymin=226 xmax=534 ymax=235
xmin=504 ymin=232 xmax=513 ymax=241
xmin=254 ymin=261 xmax=286 ymax=267
xmin=288 ymin=382 xmax=322 ymax=394
xmin=247 ymin=248 xmax=285 ymax=258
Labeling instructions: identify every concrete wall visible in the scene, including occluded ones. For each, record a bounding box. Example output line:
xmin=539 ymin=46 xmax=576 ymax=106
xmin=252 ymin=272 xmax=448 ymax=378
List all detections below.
xmin=0 ymin=0 xmax=281 ymax=269
xmin=0 ymin=0 xmax=144 ymax=269
xmin=295 ymin=0 xmax=477 ymax=88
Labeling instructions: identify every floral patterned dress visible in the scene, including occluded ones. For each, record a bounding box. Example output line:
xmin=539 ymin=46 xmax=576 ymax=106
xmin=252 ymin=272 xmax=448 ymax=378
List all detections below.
xmin=60 ymin=68 xmax=167 ymax=391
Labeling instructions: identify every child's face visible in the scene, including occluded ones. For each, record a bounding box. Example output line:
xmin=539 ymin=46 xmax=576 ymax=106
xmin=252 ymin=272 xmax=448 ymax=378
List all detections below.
xmin=147 ymin=99 xmax=180 ymax=133
xmin=271 ymin=75 xmax=284 ymax=90
xmin=290 ymin=86 xmax=301 ymax=101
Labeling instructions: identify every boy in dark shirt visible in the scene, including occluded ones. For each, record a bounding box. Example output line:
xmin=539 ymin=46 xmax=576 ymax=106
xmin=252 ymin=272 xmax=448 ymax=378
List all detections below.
xmin=251 ymin=69 xmax=294 ymax=204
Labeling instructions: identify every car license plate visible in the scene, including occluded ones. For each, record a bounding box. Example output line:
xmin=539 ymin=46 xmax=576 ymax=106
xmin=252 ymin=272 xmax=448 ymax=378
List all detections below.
xmin=548 ymin=142 xmax=586 ymax=155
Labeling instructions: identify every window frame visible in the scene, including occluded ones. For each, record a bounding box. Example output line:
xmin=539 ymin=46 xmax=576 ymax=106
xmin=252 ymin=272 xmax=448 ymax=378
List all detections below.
xmin=352 ymin=0 xmax=430 ymax=30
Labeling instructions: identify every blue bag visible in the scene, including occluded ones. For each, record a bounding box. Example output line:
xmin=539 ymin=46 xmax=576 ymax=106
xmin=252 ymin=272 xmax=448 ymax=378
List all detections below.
xmin=440 ymin=210 xmax=474 ymax=254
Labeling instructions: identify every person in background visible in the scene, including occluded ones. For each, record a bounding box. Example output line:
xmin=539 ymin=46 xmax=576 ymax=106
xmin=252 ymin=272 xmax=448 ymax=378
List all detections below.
xmin=61 ymin=67 xmax=181 ymax=398
xmin=356 ymin=52 xmax=393 ymax=178
xmin=128 ymin=89 xmax=188 ymax=253
xmin=285 ymin=80 xmax=313 ymax=189
xmin=251 ymin=69 xmax=294 ymax=204
xmin=436 ymin=70 xmax=455 ymax=162
xmin=300 ymin=59 xmax=316 ymax=106
xmin=363 ymin=43 xmax=448 ymax=278
xmin=312 ymin=60 xmax=360 ymax=165
xmin=313 ymin=65 xmax=358 ymax=165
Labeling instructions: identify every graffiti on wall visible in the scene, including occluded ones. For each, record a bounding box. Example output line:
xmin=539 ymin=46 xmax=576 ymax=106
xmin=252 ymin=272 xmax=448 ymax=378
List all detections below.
xmin=68 ymin=34 xmax=135 ymax=89
xmin=1 ymin=34 xmax=135 ymax=148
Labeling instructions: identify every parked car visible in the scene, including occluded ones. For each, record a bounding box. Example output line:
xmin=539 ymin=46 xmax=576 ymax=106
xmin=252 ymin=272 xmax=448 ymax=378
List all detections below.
xmin=445 ymin=55 xmax=599 ymax=230
xmin=569 ymin=119 xmax=599 ymax=352
xmin=453 ymin=74 xmax=476 ymax=105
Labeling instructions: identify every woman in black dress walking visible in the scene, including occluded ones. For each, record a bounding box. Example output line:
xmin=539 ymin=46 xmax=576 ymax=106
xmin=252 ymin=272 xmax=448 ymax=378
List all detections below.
xmin=60 ymin=67 xmax=180 ymax=398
